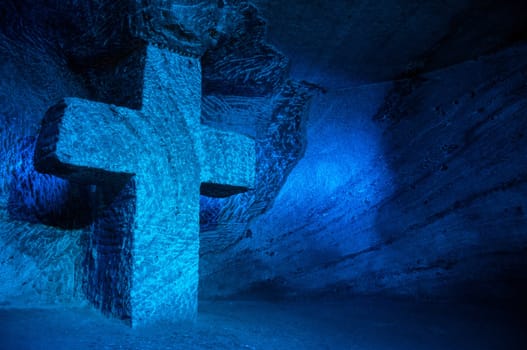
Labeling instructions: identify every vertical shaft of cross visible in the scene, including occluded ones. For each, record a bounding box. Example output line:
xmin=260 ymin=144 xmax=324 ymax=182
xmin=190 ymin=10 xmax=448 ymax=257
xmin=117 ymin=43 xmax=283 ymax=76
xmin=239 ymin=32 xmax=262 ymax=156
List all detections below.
xmin=130 ymin=48 xmax=202 ymax=325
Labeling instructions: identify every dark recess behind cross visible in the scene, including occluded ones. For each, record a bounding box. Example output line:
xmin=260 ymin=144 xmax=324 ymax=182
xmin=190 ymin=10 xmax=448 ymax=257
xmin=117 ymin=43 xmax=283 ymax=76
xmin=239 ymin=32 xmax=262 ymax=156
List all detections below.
xmin=252 ymin=0 xmax=527 ymax=88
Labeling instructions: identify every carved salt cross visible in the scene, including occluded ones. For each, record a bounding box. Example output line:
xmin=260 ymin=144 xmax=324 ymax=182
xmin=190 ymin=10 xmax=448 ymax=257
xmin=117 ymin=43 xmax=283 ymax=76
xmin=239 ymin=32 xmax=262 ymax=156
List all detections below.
xmin=34 ymin=45 xmax=255 ymax=326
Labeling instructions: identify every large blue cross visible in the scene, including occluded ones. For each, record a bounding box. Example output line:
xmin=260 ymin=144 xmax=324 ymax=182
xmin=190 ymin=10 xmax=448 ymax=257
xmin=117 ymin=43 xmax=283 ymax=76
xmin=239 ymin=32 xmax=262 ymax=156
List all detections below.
xmin=34 ymin=45 xmax=255 ymax=326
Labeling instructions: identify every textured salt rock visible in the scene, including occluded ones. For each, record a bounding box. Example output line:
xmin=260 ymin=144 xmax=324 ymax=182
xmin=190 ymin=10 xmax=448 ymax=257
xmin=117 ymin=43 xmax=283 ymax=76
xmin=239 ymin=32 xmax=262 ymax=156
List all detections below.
xmin=0 ymin=0 xmax=311 ymax=310
xmin=0 ymin=23 xmax=89 ymax=307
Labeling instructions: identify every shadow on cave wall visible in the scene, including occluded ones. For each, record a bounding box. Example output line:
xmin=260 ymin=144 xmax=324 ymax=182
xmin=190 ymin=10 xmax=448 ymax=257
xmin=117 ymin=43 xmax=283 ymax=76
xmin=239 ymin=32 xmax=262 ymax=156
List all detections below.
xmin=7 ymin=137 xmax=92 ymax=229
xmin=370 ymin=44 xmax=527 ymax=304
xmin=2 ymin=1 xmax=146 ymax=231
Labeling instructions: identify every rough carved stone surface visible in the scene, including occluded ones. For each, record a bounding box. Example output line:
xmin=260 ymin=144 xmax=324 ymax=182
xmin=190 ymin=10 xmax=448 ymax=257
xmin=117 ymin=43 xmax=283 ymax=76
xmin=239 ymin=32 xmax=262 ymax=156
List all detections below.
xmin=0 ymin=0 xmax=309 ymax=310
xmin=201 ymin=44 xmax=527 ymax=301
xmin=34 ymin=45 xmax=255 ymax=325
xmin=131 ymin=0 xmax=234 ymax=57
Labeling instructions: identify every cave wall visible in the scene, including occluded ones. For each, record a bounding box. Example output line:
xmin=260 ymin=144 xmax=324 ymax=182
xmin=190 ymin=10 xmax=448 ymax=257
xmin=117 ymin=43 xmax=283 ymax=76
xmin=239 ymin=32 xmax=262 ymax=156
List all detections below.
xmin=200 ymin=43 xmax=527 ymax=302
xmin=1 ymin=0 xmax=526 ymax=308
xmin=0 ymin=19 xmax=89 ymax=306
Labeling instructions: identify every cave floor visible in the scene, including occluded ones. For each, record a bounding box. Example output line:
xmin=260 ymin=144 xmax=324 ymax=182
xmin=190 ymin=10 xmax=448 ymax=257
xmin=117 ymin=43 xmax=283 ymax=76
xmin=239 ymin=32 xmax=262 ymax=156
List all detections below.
xmin=0 ymin=297 xmax=524 ymax=349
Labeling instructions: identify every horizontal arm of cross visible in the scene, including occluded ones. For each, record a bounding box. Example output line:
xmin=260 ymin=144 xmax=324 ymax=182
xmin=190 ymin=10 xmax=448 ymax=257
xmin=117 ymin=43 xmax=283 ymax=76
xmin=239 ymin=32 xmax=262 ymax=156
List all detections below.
xmin=199 ymin=126 xmax=255 ymax=197
xmin=34 ymin=97 xmax=148 ymax=183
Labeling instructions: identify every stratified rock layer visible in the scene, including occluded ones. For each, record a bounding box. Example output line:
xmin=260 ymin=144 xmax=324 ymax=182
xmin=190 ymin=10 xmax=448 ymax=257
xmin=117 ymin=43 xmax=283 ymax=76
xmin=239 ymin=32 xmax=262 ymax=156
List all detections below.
xmin=200 ymin=44 xmax=527 ymax=302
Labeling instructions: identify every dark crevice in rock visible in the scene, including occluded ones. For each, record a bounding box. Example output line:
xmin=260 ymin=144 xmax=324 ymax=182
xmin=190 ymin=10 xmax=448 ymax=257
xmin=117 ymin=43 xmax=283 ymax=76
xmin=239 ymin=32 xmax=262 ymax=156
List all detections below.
xmin=398 ymin=0 xmax=527 ymax=80
xmin=202 ymin=3 xmax=289 ymax=97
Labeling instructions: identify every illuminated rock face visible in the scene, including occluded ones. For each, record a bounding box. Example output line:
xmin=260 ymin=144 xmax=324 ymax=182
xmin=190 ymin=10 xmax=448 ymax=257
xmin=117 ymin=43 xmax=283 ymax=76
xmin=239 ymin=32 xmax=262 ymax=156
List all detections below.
xmin=34 ymin=45 xmax=255 ymax=326
xmin=4 ymin=0 xmax=526 ymax=314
